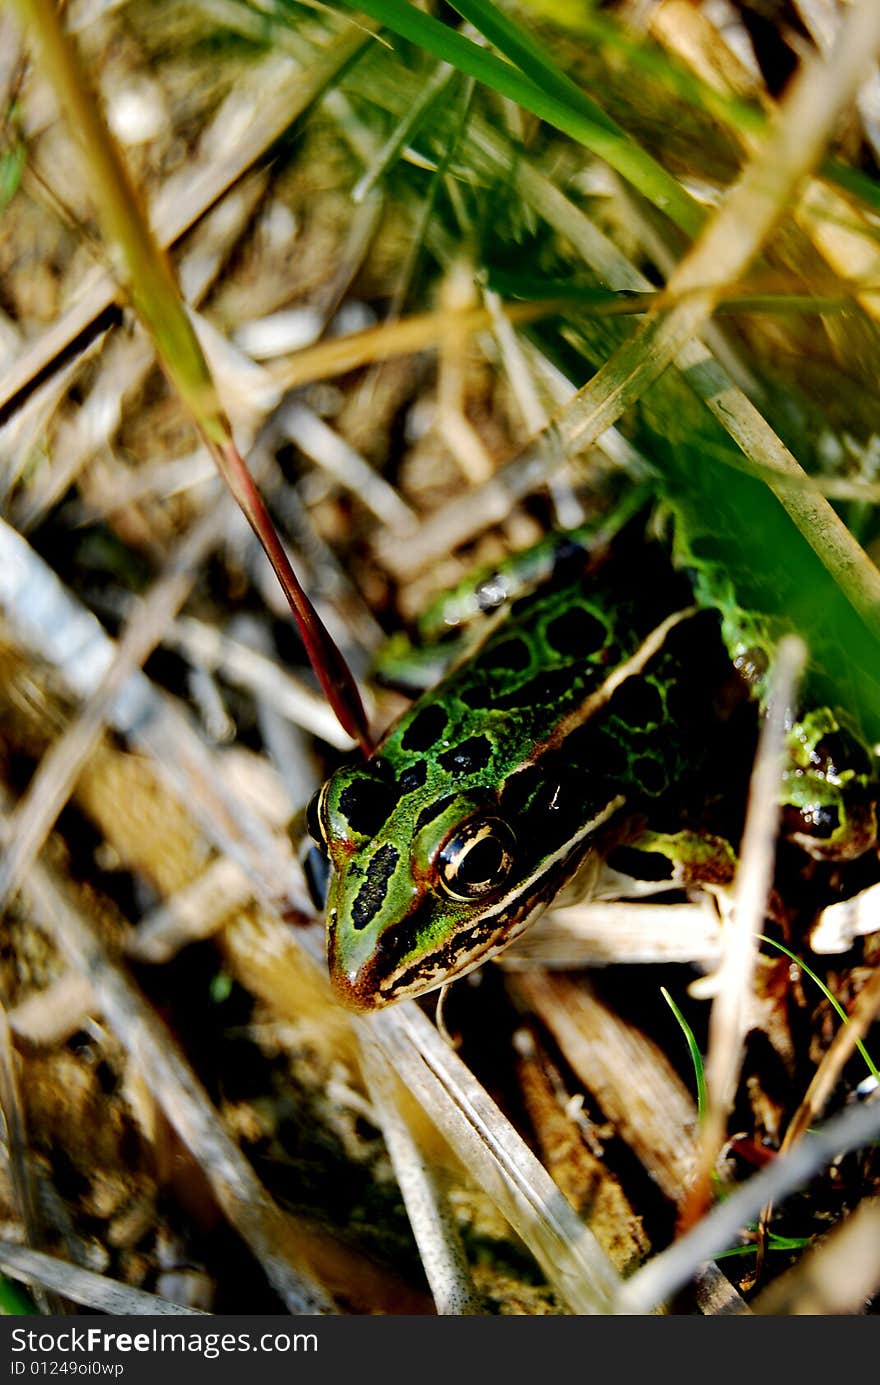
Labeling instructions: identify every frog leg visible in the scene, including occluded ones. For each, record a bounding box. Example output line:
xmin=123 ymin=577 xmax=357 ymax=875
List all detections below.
xmin=596 ymin=828 xmax=737 ymax=898
xmin=500 ymin=828 xmax=732 ymax=971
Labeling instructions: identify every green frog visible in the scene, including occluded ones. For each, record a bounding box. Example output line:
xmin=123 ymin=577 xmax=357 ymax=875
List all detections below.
xmin=302 ymin=494 xmax=879 ymax=1011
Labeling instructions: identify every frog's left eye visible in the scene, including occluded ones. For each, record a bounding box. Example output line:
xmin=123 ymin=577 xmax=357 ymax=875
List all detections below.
xmin=437 ymin=818 xmax=516 ymax=901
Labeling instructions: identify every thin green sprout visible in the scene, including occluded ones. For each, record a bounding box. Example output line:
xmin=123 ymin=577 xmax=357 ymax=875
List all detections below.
xmin=661 ymin=986 xmax=708 ymax=1122
xmin=760 ymin=935 xmax=880 ymax=1084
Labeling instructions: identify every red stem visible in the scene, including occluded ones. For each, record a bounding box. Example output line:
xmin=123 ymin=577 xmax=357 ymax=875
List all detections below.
xmin=214 ymin=436 xmax=373 ymax=756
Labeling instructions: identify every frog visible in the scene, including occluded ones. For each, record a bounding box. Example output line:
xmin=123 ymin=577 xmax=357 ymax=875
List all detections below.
xmin=301 ymin=497 xmax=879 ymax=1011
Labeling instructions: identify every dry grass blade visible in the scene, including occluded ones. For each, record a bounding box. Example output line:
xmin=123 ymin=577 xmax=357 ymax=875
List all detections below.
xmin=0 ymin=806 xmax=334 ymax=1315
xmin=9 ymin=0 xmax=225 ymax=435
xmin=357 ymin=1040 xmax=484 ymax=1314
xmin=3 ymin=0 xmax=879 ymax=1318
xmin=378 ymin=4 xmax=880 ymax=639
xmin=368 ymin=1003 xmax=622 ymax=1314
xmin=268 ymin=298 xmax=559 ymax=393
xmin=504 ymin=974 xmax=748 ymax=1314
xmin=14 ymin=173 xmax=269 ymax=532
xmin=0 ymin=516 xmax=308 ymax=907
xmin=0 ymin=520 xmax=615 ymax=1311
xmin=508 ymin=974 xmax=699 ymax=1207
xmin=755 ymin=956 xmax=880 ymax=1267
xmin=8 ymin=971 xmax=97 ymax=1047
xmin=0 ymin=1006 xmax=39 ymax=1247
xmin=0 ymin=1005 xmax=57 ymax=1312
xmin=0 ymin=1241 xmax=207 ymax=1316
xmin=163 ymin=615 xmax=357 ymax=751
xmin=10 ymin=0 xmax=371 ymax=752
xmin=0 ymin=29 xmax=370 ymax=426
xmin=0 ymin=493 xmax=233 ymax=918
xmin=752 ymin=1199 xmax=880 ymax=1315
xmin=616 ymin=1092 xmax=880 ymax=1313
xmin=812 ymin=881 xmax=880 ymax=954
xmin=500 ymin=899 xmax=722 ymax=970
xmin=683 ymin=635 xmax=806 ymax=1227
xmin=433 ymin=123 xmax=865 ymax=560
xmin=279 ymin=402 xmax=418 ymax=534
xmin=125 ymin=859 xmax=254 ymax=965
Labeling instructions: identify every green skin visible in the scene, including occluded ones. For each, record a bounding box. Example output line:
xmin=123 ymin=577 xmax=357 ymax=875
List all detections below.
xmin=307 ymin=515 xmax=879 ymax=1012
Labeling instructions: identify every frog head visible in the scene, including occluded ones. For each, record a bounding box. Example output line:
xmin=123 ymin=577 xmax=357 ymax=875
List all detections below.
xmin=304 ymin=753 xmax=617 ymax=1011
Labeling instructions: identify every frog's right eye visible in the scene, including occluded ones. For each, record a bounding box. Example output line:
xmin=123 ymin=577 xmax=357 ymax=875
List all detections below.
xmin=306 ymin=785 xmax=328 ymax=846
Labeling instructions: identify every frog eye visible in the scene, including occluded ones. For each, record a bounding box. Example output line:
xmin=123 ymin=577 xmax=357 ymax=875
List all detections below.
xmin=306 ymin=784 xmax=328 ymax=846
xmin=437 ymin=818 xmax=516 ymax=901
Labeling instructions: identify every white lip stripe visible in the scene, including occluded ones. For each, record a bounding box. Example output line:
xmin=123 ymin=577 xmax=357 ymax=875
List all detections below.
xmin=475 ymin=792 xmax=626 ymax=929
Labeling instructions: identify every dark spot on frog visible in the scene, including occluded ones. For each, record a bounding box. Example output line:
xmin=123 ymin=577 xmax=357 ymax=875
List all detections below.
xmin=437 ymin=735 xmax=492 ymax=777
xmin=493 ymin=666 xmax=575 ymax=712
xmin=527 ymin=775 xmax=601 ymax=855
xmin=544 ymin=605 xmax=607 ymax=659
xmin=507 ymin=586 xmax=550 ymax=625
xmin=551 ymin=536 xmax=591 ymax=577
xmin=351 ymin=844 xmax=401 ymax=929
xmin=371 ymin=898 xmax=435 ymax=972
xmin=339 ymin=777 xmax=399 ymax=838
xmin=460 ymin=682 xmax=495 ymax=710
xmin=415 ymin=793 xmax=457 ymax=833
xmin=633 ymin=754 xmax=668 ymax=796
xmin=500 ymin=763 xmax=542 ymax=817
xmin=608 ymin=676 xmax=665 ymax=731
xmin=489 ymin=636 xmax=532 ymax=673
xmin=398 ymin=759 xmax=428 ymax=793
xmin=566 ymin=725 xmax=629 ymax=778
xmin=401 ymin=703 xmax=449 ymax=752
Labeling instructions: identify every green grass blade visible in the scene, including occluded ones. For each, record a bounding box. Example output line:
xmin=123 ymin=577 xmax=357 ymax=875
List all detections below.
xmin=661 ymin=987 xmax=708 ymax=1120
xmin=332 ymin=0 xmax=703 ymax=235
xmin=0 ymin=1276 xmax=35 ymax=1315
xmin=12 ymin=0 xmax=372 ymax=753
xmin=442 ymin=0 xmax=618 ymax=133
xmin=502 ymin=0 xmax=880 ymax=226
xmin=715 ymin=1232 xmax=812 ymax=1259
xmin=761 ymin=936 xmax=880 ymax=1083
xmin=0 ymin=123 xmax=25 ymax=214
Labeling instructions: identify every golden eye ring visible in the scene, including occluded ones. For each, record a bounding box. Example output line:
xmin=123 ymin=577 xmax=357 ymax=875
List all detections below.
xmin=437 ymin=817 xmax=516 ymax=902
xmin=306 ymin=782 xmax=330 ymax=846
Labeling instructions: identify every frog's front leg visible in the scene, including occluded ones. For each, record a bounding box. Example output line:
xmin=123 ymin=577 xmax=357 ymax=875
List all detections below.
xmin=597 ymin=828 xmax=737 ymax=898
xmin=500 ymin=827 xmax=733 ymax=972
